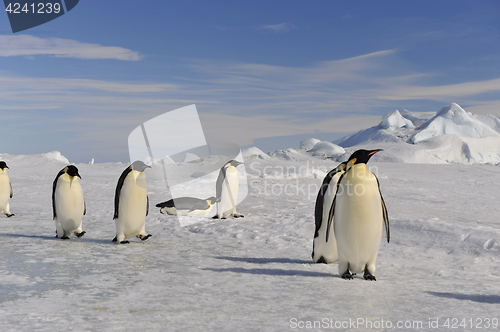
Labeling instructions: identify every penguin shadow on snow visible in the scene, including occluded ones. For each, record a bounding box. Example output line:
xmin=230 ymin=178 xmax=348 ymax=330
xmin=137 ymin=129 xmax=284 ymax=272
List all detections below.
xmin=209 ymin=256 xmax=338 ymax=277
xmin=0 ymin=232 xmax=121 ymax=245
xmin=427 ymin=291 xmax=500 ymax=304
xmin=215 ymin=256 xmax=311 ymax=265
xmin=0 ymin=233 xmax=58 ymax=241
xmin=203 ymin=267 xmax=336 ymax=278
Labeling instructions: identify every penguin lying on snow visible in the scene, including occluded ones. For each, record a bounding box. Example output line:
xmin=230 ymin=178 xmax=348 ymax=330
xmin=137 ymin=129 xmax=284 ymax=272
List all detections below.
xmin=312 ymin=161 xmax=347 ymax=263
xmin=0 ymin=161 xmax=14 ymax=218
xmin=328 ymin=149 xmax=389 ymax=281
xmin=52 ymin=165 xmax=86 ymax=239
xmin=213 ymin=160 xmax=244 ymax=219
xmin=156 ymin=196 xmax=218 ymax=216
xmin=113 ymin=161 xmax=152 ymax=244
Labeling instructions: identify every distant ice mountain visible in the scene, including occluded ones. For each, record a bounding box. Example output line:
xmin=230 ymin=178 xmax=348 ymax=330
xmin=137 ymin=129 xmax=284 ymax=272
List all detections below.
xmin=304 ymin=103 xmax=500 ymax=165
xmin=411 ymin=103 xmax=500 ymax=143
xmin=0 ymin=151 xmax=70 ymax=166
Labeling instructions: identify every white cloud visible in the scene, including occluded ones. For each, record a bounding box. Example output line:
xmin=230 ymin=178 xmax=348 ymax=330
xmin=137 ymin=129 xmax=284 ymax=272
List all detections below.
xmin=0 ymin=35 xmax=142 ymax=60
xmin=258 ymin=23 xmax=296 ymax=33
xmin=378 ymin=78 xmax=500 ymax=101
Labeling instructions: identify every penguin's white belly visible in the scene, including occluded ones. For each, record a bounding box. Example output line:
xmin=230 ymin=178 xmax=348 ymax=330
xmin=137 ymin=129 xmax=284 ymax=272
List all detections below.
xmin=313 ymin=173 xmax=342 ymax=263
xmin=55 ymin=176 xmax=84 ymax=233
xmin=116 ymin=172 xmax=148 ymax=239
xmin=335 ymin=173 xmax=383 ymax=273
xmin=0 ymin=174 xmax=10 ymax=212
xmin=219 ymin=168 xmax=239 ymax=217
xmin=161 ymin=205 xmax=212 ymax=216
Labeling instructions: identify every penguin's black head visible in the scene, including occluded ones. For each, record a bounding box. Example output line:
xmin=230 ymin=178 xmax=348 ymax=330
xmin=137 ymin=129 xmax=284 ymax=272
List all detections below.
xmin=347 ymin=149 xmax=382 ymax=165
xmin=0 ymin=161 xmax=8 ymax=170
xmin=226 ymin=160 xmax=243 ymax=168
xmin=131 ymin=160 xmax=151 ymax=172
xmin=65 ymin=165 xmax=81 ymax=179
xmin=206 ymin=196 xmax=218 ymax=205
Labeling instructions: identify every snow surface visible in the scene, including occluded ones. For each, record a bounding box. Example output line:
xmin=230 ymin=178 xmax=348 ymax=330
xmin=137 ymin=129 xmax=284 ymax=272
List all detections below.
xmin=1 ymin=151 xmax=499 ymax=331
xmin=242 ymin=147 xmax=270 ymax=159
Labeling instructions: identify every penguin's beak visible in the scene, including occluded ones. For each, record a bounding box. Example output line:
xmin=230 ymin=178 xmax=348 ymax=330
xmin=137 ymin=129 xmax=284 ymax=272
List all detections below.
xmin=368 ymin=149 xmax=383 ymax=156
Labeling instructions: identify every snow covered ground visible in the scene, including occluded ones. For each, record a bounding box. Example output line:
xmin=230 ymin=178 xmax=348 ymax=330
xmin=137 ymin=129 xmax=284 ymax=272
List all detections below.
xmin=1 ymin=150 xmax=500 ymax=331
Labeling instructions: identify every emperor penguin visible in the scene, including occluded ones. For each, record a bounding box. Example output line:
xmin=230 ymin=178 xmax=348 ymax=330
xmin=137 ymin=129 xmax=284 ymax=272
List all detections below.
xmin=156 ymin=196 xmax=217 ymax=216
xmin=113 ymin=161 xmax=151 ymax=244
xmin=312 ymin=161 xmax=347 ymax=263
xmin=52 ymin=165 xmax=86 ymax=239
xmin=213 ymin=160 xmax=244 ymax=219
xmin=328 ymin=149 xmax=389 ymax=280
xmin=0 ymin=161 xmax=14 ymax=218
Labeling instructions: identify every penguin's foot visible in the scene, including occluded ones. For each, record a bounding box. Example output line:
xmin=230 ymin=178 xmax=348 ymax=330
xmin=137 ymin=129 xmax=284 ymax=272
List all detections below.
xmin=233 ymin=213 xmax=244 ymax=218
xmin=120 ymin=240 xmax=130 ymax=244
xmin=112 ymin=236 xmax=117 ymax=242
xmin=363 ymin=269 xmax=376 ymax=281
xmin=61 ymin=235 xmax=70 ymax=240
xmin=5 ymin=213 xmax=14 ymax=218
xmin=341 ymin=270 xmax=353 ymax=280
xmin=138 ymin=234 xmax=152 ymax=241
xmin=76 ymin=231 xmax=86 ymax=238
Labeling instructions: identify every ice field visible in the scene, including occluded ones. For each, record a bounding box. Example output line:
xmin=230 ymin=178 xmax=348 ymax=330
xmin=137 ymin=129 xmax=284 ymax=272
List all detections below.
xmin=0 ymin=151 xmax=499 ymax=331
xmin=1 ymin=103 xmax=500 ymax=331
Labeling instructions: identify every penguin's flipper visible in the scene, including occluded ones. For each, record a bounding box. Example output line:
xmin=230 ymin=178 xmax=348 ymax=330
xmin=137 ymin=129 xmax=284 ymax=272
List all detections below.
xmin=377 ymin=177 xmax=390 ymax=243
xmin=326 ymin=173 xmax=345 ymax=242
xmin=84 ymin=200 xmax=86 ymax=216
xmin=325 ymin=196 xmax=335 ymax=243
xmin=314 ymin=183 xmax=327 ymax=238
xmin=188 ymin=201 xmax=209 ymax=212
xmin=146 ymin=196 xmax=149 ymax=217
xmin=114 ymin=167 xmax=132 ymax=219
xmin=10 ymin=183 xmax=12 ymax=198
xmin=215 ymin=167 xmax=226 ymax=202
xmin=52 ymin=168 xmax=65 ymax=220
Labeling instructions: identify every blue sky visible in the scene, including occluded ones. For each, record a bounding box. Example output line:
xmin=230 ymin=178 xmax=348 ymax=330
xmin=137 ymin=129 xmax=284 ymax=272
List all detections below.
xmin=1 ymin=0 xmax=500 ymax=162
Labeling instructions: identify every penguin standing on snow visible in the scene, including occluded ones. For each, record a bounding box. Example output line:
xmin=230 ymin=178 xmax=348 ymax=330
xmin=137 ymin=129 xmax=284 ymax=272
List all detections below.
xmin=312 ymin=161 xmax=347 ymax=263
xmin=0 ymin=161 xmax=14 ymax=218
xmin=328 ymin=149 xmax=389 ymax=280
xmin=213 ymin=160 xmax=244 ymax=219
xmin=156 ymin=196 xmax=217 ymax=216
xmin=113 ymin=161 xmax=151 ymax=244
xmin=52 ymin=165 xmax=86 ymax=239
